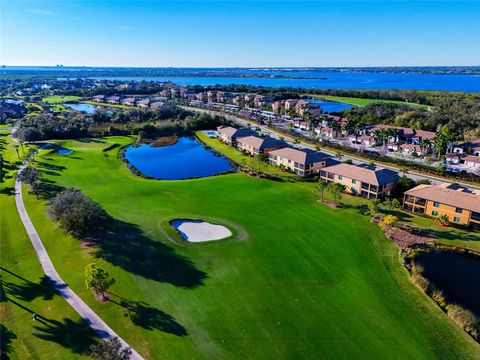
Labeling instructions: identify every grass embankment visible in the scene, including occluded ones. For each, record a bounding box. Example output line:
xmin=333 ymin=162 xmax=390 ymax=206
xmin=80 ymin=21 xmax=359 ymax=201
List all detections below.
xmin=82 ymin=100 xmax=130 ymax=109
xmin=42 ymin=96 xmax=80 ymax=111
xmin=307 ymin=94 xmax=429 ymax=109
xmin=196 ymin=131 xmax=297 ymax=179
xmin=0 ymin=130 xmax=96 ymax=359
xmin=18 ymin=135 xmax=480 ymax=359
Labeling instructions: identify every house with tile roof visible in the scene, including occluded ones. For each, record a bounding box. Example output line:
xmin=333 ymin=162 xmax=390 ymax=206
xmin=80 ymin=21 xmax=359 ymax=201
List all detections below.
xmin=403 ymin=183 xmax=480 ymax=229
xmin=320 ymin=163 xmax=398 ymax=199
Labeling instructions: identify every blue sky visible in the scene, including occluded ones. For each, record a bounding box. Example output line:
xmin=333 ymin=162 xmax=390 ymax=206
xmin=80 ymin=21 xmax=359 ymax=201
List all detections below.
xmin=1 ymin=1 xmax=479 ymax=67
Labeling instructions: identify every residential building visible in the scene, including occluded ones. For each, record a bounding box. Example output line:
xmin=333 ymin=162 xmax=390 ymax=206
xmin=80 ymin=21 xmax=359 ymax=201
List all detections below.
xmin=106 ymin=96 xmax=120 ymax=104
xmin=320 ymin=163 xmax=398 ymax=199
xmin=137 ymin=98 xmax=151 ymax=108
xmin=403 ymin=183 xmax=480 ymax=229
xmin=150 ymin=101 xmax=164 ymax=109
xmin=121 ymin=97 xmax=136 ymax=106
xmin=400 ymin=143 xmax=425 ymax=156
xmin=92 ymin=95 xmax=106 ymax=103
xmin=284 ymin=99 xmax=299 ymax=111
xmin=268 ymin=147 xmax=329 ymax=176
xmin=207 ymin=91 xmax=217 ymax=101
xmin=236 ymin=136 xmax=287 ymax=156
xmin=272 ymin=100 xmax=284 ymax=113
xmin=244 ymin=94 xmax=256 ymax=103
xmin=217 ymin=125 xmax=256 ymax=146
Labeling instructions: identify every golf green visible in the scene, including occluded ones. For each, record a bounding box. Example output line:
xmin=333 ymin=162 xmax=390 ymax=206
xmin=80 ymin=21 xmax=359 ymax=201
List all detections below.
xmin=18 ymin=136 xmax=480 ymax=359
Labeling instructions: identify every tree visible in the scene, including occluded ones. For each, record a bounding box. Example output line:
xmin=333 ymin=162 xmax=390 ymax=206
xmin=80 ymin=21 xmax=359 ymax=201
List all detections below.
xmin=256 ymin=154 xmax=265 ymax=173
xmin=85 ymin=263 xmax=116 ymax=300
xmin=327 ymin=182 xmax=345 ymax=204
xmin=90 ymin=337 xmax=131 ymax=360
xmin=47 ymin=188 xmax=112 ymax=238
xmin=392 ymin=176 xmax=415 ymax=198
xmin=315 ymin=181 xmax=328 ymax=203
xmin=368 ymin=199 xmax=381 ymax=217
xmin=15 ymin=166 xmax=40 ymax=186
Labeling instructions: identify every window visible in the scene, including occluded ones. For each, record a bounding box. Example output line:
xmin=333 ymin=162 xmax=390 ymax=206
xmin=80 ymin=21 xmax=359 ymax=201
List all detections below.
xmin=455 ymin=208 xmax=463 ymax=214
xmin=338 ymin=175 xmax=343 ymax=180
xmin=431 ymin=211 xmax=438 ymax=216
xmin=454 ymin=217 xmax=461 ymax=223
xmin=352 ymin=179 xmax=356 ymax=184
xmin=433 ymin=202 xmax=440 ymax=208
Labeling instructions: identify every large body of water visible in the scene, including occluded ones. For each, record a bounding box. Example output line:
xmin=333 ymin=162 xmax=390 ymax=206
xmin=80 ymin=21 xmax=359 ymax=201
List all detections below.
xmin=124 ymin=137 xmax=234 ymax=180
xmin=91 ymin=72 xmax=480 ymax=92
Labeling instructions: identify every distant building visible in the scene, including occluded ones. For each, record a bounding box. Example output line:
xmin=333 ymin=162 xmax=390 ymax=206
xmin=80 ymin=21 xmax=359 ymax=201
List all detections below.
xmin=121 ymin=97 xmax=136 ymax=106
xmin=137 ymin=98 xmax=151 ymax=108
xmin=106 ymin=96 xmax=120 ymax=104
xmin=92 ymin=95 xmax=106 ymax=103
xmin=403 ymin=183 xmax=480 ymax=229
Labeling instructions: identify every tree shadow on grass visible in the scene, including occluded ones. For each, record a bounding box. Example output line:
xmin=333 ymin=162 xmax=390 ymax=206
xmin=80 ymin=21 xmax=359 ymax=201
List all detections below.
xmin=0 ymin=324 xmax=17 ymax=360
xmin=0 ymin=268 xmax=57 ymax=302
xmin=33 ymin=318 xmax=99 ymax=354
xmin=95 ymin=220 xmax=206 ymax=288
xmin=38 ymin=178 xmax=65 ymax=200
xmin=0 ymin=278 xmax=98 ymax=355
xmin=108 ymin=296 xmax=187 ymax=336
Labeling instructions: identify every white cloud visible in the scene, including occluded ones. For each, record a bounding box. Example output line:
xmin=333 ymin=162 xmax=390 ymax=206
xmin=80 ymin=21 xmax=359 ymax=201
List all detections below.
xmin=28 ymin=9 xmax=54 ymax=15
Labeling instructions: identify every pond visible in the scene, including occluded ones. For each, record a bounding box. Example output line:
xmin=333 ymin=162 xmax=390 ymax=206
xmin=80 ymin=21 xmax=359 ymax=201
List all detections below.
xmin=124 ymin=137 xmax=234 ymax=180
xmin=414 ymin=250 xmax=480 ymax=317
xmin=63 ymin=102 xmax=110 ymax=115
xmin=310 ymin=99 xmax=353 ymax=113
xmin=58 ymin=149 xmax=73 ymax=155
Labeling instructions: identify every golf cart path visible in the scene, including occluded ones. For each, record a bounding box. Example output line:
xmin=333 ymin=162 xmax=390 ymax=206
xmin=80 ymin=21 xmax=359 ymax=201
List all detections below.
xmin=15 ymin=162 xmax=144 ymax=360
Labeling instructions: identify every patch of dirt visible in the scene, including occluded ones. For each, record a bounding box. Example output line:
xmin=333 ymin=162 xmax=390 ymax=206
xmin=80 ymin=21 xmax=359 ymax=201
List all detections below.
xmin=93 ymin=289 xmax=109 ymax=303
xmin=318 ymin=200 xmax=341 ymax=209
xmin=384 ymin=225 xmax=434 ymax=249
xmin=151 ymin=136 xmax=177 ymax=147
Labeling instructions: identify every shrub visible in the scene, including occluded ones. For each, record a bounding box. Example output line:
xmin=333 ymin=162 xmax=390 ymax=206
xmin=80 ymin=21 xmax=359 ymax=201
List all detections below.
xmin=47 ymin=188 xmax=112 ymax=238
xmin=379 ymin=214 xmax=398 ymax=229
xmin=411 ymin=274 xmax=430 ymax=293
xmin=431 ymin=290 xmax=447 ymax=308
xmin=447 ymin=304 xmax=479 ymax=340
xmin=435 ymin=214 xmax=450 ymax=226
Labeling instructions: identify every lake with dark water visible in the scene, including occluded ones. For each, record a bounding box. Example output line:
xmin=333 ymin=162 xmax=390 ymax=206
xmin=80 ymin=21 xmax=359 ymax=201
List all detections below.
xmin=124 ymin=137 xmax=234 ymax=180
xmin=91 ymin=72 xmax=480 ymax=92
xmin=415 ymin=250 xmax=480 ymax=317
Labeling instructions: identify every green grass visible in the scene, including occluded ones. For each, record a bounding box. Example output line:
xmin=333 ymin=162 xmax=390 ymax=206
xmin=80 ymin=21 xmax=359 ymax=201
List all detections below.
xmin=14 ymin=135 xmax=479 ymax=359
xmin=196 ymin=131 xmax=297 ymax=179
xmin=0 ymin=132 xmax=97 ymax=359
xmin=82 ymin=100 xmax=130 ymax=109
xmin=42 ymin=96 xmax=81 ymax=111
xmin=307 ymin=94 xmax=429 ymax=109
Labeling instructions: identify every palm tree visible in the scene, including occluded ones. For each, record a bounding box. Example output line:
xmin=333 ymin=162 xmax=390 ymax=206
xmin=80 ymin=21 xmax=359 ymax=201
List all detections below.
xmin=315 ymin=181 xmax=328 ymax=203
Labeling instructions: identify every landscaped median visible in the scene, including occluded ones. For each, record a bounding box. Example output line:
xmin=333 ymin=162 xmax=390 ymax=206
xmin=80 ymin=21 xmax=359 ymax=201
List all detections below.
xmin=11 ymin=135 xmax=479 ymax=359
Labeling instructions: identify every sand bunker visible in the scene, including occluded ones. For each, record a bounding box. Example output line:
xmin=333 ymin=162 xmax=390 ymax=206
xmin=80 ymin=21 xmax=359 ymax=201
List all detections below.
xmin=171 ymin=220 xmax=232 ymax=242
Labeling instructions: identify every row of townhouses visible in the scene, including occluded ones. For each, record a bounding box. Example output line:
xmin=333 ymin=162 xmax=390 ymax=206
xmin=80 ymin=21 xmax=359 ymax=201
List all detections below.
xmin=91 ymin=95 xmax=167 ymax=109
xmin=216 ymin=125 xmax=399 ymax=197
xmin=216 ymin=125 xmax=480 ymax=229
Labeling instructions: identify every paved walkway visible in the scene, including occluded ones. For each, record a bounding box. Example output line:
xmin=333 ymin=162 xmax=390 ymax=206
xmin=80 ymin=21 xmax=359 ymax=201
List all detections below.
xmin=15 ymin=160 xmax=144 ymax=360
